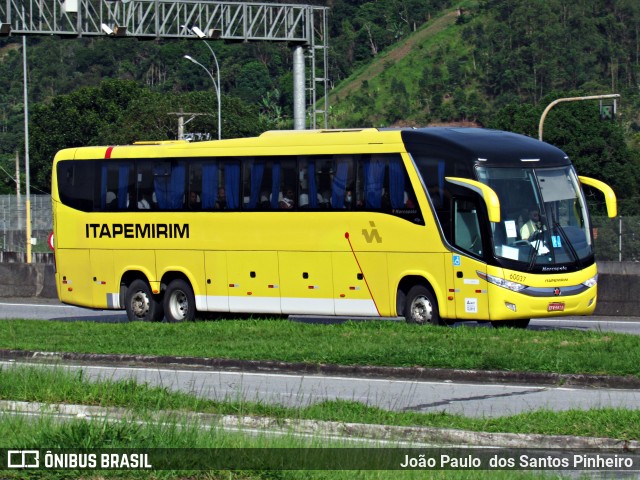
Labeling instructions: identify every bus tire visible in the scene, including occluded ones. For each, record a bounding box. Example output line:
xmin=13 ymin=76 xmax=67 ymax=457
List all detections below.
xmin=404 ymin=285 xmax=445 ymax=326
xmin=164 ymin=279 xmax=196 ymax=322
xmin=125 ymin=279 xmax=164 ymax=322
xmin=491 ymin=319 xmax=530 ymax=329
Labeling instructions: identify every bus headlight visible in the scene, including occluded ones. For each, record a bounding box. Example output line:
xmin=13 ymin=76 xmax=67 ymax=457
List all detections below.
xmin=582 ymin=274 xmax=598 ymax=288
xmin=477 ymin=271 xmax=527 ymax=292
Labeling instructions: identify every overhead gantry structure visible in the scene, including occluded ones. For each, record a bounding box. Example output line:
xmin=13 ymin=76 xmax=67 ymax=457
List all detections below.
xmin=0 ymin=0 xmax=329 ymax=129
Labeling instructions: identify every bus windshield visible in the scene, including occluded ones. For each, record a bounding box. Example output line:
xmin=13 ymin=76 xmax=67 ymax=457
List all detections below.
xmin=476 ymin=166 xmax=593 ymax=270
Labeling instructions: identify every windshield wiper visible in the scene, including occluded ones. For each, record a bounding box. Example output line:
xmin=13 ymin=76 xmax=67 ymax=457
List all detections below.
xmin=553 ymin=220 xmax=583 ymax=269
xmin=526 ymin=227 xmax=544 ymax=271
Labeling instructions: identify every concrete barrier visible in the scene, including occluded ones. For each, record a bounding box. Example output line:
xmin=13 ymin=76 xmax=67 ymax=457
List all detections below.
xmin=0 ymin=261 xmax=637 ymax=316
xmin=594 ymin=261 xmax=640 ymax=316
xmin=0 ymin=263 xmax=57 ymax=299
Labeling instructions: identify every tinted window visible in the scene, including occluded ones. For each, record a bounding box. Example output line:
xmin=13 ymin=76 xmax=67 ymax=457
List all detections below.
xmin=56 ymin=155 xmax=422 ymax=223
xmin=57 ymin=160 xmax=97 ymax=211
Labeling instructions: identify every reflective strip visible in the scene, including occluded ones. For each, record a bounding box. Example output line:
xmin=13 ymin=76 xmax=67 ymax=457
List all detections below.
xmin=198 ymin=296 xmax=378 ymax=317
xmin=106 ymin=293 xmax=120 ymax=309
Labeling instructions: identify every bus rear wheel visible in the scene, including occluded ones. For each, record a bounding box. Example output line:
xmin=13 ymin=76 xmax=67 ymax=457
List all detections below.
xmin=125 ymin=279 xmax=164 ymax=322
xmin=164 ymin=279 xmax=196 ymax=322
xmin=404 ymin=285 xmax=446 ymax=326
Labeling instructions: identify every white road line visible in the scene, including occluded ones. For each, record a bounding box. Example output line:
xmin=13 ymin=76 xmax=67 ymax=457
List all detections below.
xmin=0 ymin=302 xmax=72 ymax=309
xmin=534 ymin=318 xmax=635 ymax=325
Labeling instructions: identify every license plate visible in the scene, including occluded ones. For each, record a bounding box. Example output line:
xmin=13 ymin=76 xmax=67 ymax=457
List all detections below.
xmin=548 ymin=302 xmax=565 ymax=312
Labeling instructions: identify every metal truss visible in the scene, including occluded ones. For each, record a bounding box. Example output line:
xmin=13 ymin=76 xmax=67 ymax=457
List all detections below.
xmin=0 ymin=0 xmax=328 ymax=128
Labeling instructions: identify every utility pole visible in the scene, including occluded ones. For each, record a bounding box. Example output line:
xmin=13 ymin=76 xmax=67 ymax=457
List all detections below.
xmin=168 ymin=109 xmax=212 ymax=140
xmin=15 ymin=151 xmax=21 ymax=230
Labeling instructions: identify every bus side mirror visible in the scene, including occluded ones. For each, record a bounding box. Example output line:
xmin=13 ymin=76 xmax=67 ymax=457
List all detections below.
xmin=578 ymin=176 xmax=617 ymax=218
xmin=445 ymin=177 xmax=501 ymax=223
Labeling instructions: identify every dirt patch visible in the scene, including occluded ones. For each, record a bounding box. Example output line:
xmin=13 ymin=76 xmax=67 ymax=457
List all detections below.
xmin=331 ymin=11 xmax=458 ymax=101
xmin=0 ymin=43 xmax=21 ymax=61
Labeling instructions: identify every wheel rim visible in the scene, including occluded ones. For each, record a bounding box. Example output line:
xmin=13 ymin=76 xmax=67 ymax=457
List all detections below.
xmin=168 ymin=290 xmax=188 ymax=321
xmin=130 ymin=290 xmax=150 ymax=319
xmin=410 ymin=294 xmax=433 ymax=324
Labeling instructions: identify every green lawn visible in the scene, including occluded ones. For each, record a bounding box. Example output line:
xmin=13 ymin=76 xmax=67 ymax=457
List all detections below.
xmin=0 ymin=318 xmax=638 ymax=377
xmin=1 ymin=318 xmax=637 ymax=479
xmin=0 ymin=365 xmax=634 ymax=480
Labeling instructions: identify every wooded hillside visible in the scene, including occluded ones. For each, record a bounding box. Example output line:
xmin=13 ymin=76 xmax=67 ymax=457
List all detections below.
xmin=0 ymin=0 xmax=639 ymax=214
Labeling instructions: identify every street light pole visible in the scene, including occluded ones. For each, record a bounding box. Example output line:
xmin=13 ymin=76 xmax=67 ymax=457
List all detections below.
xmin=183 ymin=54 xmax=221 ymax=140
xmin=199 ymin=41 xmax=221 ymax=140
xmin=183 ymin=25 xmax=222 ymax=140
xmin=538 ymin=94 xmax=620 ymax=141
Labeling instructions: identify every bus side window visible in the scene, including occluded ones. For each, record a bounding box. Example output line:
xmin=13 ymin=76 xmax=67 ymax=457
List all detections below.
xmin=153 ymin=161 xmax=186 ymax=210
xmin=454 ymin=198 xmax=483 ymax=257
xmin=200 ymin=161 xmax=220 ymax=209
xmin=136 ymin=162 xmax=157 ymax=210
xmin=278 ymin=158 xmax=297 ymax=210
xmin=102 ymin=162 xmax=134 ymax=210
xmin=315 ymin=157 xmax=334 ymax=208
xmin=331 ymin=155 xmax=354 ymax=209
xmin=243 ymin=158 xmax=296 ymax=210
xmin=56 ymin=160 xmax=96 ymax=212
xmin=298 ymin=156 xmax=323 ymax=209
xmin=222 ymin=160 xmax=241 ymax=209
xmin=243 ymin=158 xmax=266 ymax=209
xmin=359 ymin=154 xmax=409 ymax=210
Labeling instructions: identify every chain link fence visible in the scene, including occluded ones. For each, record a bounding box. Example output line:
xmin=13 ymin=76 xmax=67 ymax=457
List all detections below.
xmin=592 ymin=215 xmax=640 ymax=262
xmin=0 ymin=194 xmax=53 ymax=262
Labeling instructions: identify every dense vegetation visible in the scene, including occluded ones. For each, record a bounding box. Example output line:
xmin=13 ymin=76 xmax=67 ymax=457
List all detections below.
xmin=1 ymin=0 xmax=640 ymax=217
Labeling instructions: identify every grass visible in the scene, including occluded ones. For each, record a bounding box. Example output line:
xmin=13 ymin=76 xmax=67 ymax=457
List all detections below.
xmin=0 ymin=411 xmax=550 ymax=479
xmin=0 ymin=365 xmax=621 ymax=479
xmin=0 ymin=318 xmax=639 ymax=377
xmin=2 ymin=365 xmax=639 ymax=441
xmin=1 ymin=317 xmax=638 ymax=479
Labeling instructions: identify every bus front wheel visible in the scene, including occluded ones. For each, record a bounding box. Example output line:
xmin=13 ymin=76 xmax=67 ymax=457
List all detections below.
xmin=125 ymin=279 xmax=164 ymax=322
xmin=164 ymin=279 xmax=196 ymax=322
xmin=404 ymin=285 xmax=445 ymax=326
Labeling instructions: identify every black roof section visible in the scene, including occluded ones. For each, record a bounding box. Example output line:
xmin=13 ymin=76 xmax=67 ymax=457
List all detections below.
xmin=400 ymin=127 xmax=571 ymax=167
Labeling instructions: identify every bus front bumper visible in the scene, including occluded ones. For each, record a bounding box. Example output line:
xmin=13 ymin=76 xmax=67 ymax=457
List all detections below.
xmin=488 ymin=283 xmax=598 ymax=321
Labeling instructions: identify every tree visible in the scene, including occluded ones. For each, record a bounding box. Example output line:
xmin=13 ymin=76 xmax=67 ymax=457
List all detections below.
xmin=489 ymin=95 xmax=640 ymax=217
xmin=29 ymin=79 xmax=268 ymax=193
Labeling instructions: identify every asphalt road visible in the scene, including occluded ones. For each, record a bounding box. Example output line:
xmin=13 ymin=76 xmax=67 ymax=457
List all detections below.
xmin=1 ymin=297 xmax=639 ymax=418
xmin=2 ymin=359 xmax=639 ymax=418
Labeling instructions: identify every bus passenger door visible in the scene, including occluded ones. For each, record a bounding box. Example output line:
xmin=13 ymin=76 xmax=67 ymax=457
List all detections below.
xmin=450 ymin=198 xmax=489 ymax=320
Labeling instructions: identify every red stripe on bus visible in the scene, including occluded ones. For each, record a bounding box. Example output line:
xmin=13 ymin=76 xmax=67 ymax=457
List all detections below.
xmin=105 ymin=146 xmax=114 ymax=158
xmin=344 ymin=231 xmax=381 ymax=316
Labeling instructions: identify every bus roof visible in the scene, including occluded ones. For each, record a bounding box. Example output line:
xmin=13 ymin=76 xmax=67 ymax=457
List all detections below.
xmin=54 ymin=128 xmax=406 ymax=161
xmin=53 ymin=127 xmax=569 ymax=165
xmin=400 ymin=127 xmax=570 ymax=166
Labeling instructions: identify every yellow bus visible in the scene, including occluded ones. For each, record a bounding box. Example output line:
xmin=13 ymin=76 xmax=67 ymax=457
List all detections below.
xmin=51 ymin=128 xmax=617 ymax=327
